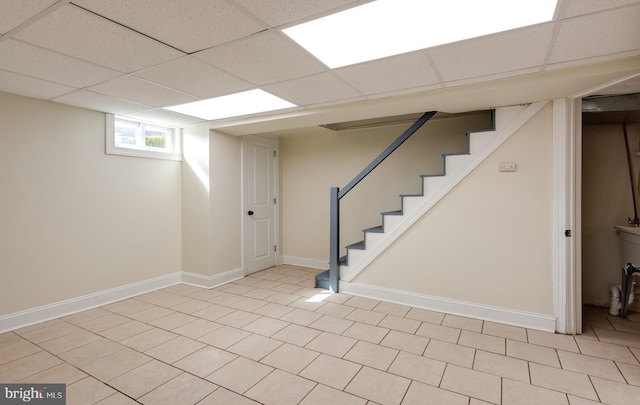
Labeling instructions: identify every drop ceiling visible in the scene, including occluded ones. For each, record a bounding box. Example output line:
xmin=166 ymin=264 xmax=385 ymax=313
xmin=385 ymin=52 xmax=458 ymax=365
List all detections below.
xmin=1 ymin=0 xmax=639 ymax=133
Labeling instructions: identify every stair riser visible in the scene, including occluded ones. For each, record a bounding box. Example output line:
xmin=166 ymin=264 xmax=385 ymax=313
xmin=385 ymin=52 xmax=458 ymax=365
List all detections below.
xmin=347 ymin=249 xmax=367 ymax=264
xmin=444 ymin=154 xmax=473 ymax=176
xmin=422 ymin=176 xmax=447 ymax=195
xmin=494 ymin=106 xmax=523 ymax=129
xmin=402 ymin=196 xmax=423 ymax=215
xmin=469 ymin=131 xmax=496 ymax=154
xmin=365 ymin=232 xmax=385 ymax=247
xmin=383 ymin=215 xmax=404 ymax=233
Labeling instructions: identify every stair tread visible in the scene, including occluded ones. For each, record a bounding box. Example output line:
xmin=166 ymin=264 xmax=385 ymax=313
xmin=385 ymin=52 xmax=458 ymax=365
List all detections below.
xmin=314 ymin=270 xmax=330 ymax=289
xmin=364 ymin=225 xmax=383 ymax=233
xmin=442 ymin=152 xmax=469 ymax=157
xmin=382 ymin=210 xmax=402 ymax=216
xmin=346 ymin=240 xmax=365 ymax=250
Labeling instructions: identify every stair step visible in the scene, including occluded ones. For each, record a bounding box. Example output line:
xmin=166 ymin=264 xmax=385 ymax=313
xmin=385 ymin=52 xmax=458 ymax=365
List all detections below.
xmin=421 ymin=175 xmax=447 ymax=195
xmin=495 ymin=105 xmax=524 ymax=130
xmin=314 ymin=270 xmax=330 ymax=289
xmin=401 ymin=194 xmax=424 ymax=214
xmin=469 ymin=130 xmax=495 ymax=154
xmin=382 ymin=210 xmax=404 ymax=232
xmin=346 ymin=240 xmax=365 ymax=250
xmin=364 ymin=225 xmax=384 ymax=233
xmin=443 ymin=153 xmax=472 ymax=176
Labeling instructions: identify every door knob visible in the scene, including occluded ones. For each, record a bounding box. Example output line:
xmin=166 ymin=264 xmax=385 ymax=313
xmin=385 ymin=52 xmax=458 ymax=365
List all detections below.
xmin=248 ymin=210 xmax=254 ymax=216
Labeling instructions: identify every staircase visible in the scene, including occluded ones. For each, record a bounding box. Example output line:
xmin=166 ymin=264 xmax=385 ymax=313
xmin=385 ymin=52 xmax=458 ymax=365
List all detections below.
xmin=316 ymin=104 xmax=537 ymax=289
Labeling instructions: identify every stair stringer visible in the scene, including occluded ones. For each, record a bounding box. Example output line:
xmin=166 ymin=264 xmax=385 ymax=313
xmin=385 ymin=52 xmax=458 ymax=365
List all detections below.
xmin=340 ymin=101 xmax=549 ymax=282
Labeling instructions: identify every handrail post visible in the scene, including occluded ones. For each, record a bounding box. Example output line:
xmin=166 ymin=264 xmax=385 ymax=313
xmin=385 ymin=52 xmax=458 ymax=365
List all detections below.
xmin=329 ymin=187 xmax=340 ymax=293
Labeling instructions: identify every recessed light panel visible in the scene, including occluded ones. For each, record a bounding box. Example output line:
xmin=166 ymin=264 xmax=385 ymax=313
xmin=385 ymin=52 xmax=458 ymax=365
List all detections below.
xmin=164 ymin=89 xmax=296 ymax=120
xmin=284 ymin=0 xmax=557 ymax=68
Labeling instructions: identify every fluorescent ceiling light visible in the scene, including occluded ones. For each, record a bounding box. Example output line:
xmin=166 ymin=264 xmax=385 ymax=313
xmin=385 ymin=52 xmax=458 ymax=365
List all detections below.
xmin=164 ymin=89 xmax=296 ymax=120
xmin=284 ymin=0 xmax=557 ymax=68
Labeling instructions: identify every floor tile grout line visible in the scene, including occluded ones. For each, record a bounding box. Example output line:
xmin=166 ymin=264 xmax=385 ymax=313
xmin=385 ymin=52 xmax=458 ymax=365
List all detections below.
xmin=5 ymin=266 xmax=640 ymax=404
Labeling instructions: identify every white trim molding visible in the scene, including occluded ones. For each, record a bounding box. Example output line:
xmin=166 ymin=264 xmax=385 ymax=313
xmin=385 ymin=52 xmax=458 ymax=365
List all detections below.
xmin=182 ymin=267 xmax=245 ymax=289
xmin=552 ymin=98 xmax=579 ymax=334
xmin=340 ymin=281 xmax=557 ymax=332
xmin=0 ymin=272 xmax=182 ymax=334
xmin=281 ymin=256 xmax=328 ymax=270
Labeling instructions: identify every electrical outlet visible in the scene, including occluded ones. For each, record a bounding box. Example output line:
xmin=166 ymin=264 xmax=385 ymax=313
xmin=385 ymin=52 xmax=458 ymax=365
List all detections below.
xmin=498 ymin=162 xmax=516 ymax=172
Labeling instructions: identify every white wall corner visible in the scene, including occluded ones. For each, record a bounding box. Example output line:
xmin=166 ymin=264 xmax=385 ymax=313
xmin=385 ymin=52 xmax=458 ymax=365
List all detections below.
xmin=181 ymin=267 xmax=245 ymax=289
xmin=340 ymin=281 xmax=557 ymax=332
xmin=0 ymin=272 xmax=182 ymax=334
xmin=281 ymin=256 xmax=328 ymax=270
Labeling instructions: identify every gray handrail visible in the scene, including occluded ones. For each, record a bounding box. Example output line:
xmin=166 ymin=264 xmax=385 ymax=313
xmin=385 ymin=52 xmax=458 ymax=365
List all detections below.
xmin=338 ymin=111 xmax=437 ymax=199
xmin=327 ymin=111 xmax=437 ymax=292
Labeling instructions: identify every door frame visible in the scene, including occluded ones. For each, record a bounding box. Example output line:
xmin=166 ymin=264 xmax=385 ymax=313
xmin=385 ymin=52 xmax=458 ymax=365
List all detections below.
xmin=242 ymin=134 xmax=280 ymax=274
xmin=553 ymin=97 xmax=581 ymax=334
xmin=556 ymin=72 xmax=640 ymax=334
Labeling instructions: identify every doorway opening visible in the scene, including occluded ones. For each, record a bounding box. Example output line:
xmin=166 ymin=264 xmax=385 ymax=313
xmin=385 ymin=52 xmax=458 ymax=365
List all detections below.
xmin=581 ymin=91 xmax=640 ymax=324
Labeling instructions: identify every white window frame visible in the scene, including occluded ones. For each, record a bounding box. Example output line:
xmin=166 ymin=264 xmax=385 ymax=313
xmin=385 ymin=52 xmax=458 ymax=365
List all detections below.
xmin=106 ymin=114 xmax=182 ymax=161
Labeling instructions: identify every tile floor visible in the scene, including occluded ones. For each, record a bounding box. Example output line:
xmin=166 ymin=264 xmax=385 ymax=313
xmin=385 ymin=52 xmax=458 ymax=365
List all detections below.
xmin=2 ymin=265 xmax=640 ymax=404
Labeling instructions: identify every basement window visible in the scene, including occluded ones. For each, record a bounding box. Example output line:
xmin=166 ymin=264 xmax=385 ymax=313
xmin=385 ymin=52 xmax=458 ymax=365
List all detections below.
xmin=106 ymin=114 xmax=182 ymax=161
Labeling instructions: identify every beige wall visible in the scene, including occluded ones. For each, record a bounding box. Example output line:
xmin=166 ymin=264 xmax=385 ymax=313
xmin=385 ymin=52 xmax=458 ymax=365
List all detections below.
xmin=209 ymin=130 xmax=242 ymax=274
xmin=0 ymin=92 xmax=181 ymax=315
xmin=279 ymin=112 xmax=492 ymax=263
xmin=182 ymin=123 xmax=212 ymax=276
xmin=582 ymin=122 xmax=640 ymax=307
xmin=354 ymin=105 xmax=554 ymax=314
xmin=181 ymin=127 xmax=243 ymax=277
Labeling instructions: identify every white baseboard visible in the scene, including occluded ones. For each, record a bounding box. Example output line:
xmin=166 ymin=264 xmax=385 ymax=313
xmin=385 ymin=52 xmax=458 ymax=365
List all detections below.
xmin=281 ymin=256 xmax=328 ymax=270
xmin=0 ymin=272 xmax=182 ymax=334
xmin=340 ymin=281 xmax=557 ymax=332
xmin=181 ymin=267 xmax=244 ymax=288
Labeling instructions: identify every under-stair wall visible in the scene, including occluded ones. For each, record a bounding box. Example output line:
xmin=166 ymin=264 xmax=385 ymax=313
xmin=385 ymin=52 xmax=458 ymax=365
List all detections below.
xmin=342 ymin=103 xmax=555 ymax=331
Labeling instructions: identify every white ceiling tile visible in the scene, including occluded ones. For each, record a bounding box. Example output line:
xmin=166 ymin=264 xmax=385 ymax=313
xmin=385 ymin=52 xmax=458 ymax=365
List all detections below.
xmin=334 ymin=52 xmax=440 ymax=96
xmin=429 ymin=24 xmax=554 ymax=82
xmin=125 ymin=109 xmax=205 ymax=127
xmin=13 ymin=4 xmax=184 ymax=73
xmin=0 ymin=69 xmax=75 ymax=99
xmin=563 ymin=0 xmax=640 ymax=17
xmin=264 ymin=72 xmax=362 ymax=106
xmin=135 ymin=57 xmax=252 ymax=98
xmin=194 ymin=31 xmax=326 ymax=85
xmin=73 ymin=0 xmax=266 ymax=53
xmin=549 ymin=5 xmax=640 ymax=64
xmin=52 ymin=90 xmax=151 ymax=115
xmin=232 ymin=0 xmax=364 ymax=27
xmin=0 ymin=39 xmax=122 ymax=87
xmin=89 ymin=76 xmax=197 ymax=108
xmin=0 ymin=0 xmax=57 ymax=34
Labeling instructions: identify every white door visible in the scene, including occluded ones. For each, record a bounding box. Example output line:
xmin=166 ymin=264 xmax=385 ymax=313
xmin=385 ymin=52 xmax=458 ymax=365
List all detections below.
xmin=243 ymin=135 xmax=278 ymax=274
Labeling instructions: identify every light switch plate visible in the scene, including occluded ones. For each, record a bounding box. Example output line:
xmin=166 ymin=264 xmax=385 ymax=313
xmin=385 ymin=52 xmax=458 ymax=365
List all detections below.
xmin=499 ymin=162 xmax=516 ymax=172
